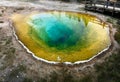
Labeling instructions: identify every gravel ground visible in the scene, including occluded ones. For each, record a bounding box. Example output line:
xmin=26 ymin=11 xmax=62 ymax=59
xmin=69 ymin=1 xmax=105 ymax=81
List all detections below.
xmin=0 ymin=0 xmax=119 ymax=82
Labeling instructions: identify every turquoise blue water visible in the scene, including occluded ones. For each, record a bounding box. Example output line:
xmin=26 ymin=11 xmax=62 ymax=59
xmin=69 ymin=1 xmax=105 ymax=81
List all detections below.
xmin=28 ymin=12 xmax=87 ymax=49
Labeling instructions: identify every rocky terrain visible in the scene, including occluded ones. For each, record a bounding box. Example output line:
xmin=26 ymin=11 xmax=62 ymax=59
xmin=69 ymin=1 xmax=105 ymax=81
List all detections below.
xmin=0 ymin=0 xmax=120 ymax=82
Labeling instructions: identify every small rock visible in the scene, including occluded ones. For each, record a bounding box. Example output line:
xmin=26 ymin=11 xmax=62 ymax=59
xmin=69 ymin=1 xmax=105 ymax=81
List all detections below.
xmin=16 ymin=7 xmax=24 ymax=10
xmin=0 ymin=21 xmax=4 ymax=23
xmin=16 ymin=75 xmax=19 ymax=78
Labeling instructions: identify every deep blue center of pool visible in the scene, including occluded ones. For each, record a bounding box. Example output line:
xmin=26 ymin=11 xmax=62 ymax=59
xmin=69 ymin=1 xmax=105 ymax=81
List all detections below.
xmin=29 ymin=13 xmax=86 ymax=48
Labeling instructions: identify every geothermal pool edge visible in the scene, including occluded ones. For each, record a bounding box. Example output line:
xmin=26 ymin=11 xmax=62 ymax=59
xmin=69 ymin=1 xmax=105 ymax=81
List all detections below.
xmin=10 ymin=11 xmax=113 ymax=65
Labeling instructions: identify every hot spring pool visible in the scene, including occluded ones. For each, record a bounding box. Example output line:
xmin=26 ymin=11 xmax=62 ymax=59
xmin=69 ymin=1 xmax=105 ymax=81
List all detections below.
xmin=11 ymin=11 xmax=111 ymax=63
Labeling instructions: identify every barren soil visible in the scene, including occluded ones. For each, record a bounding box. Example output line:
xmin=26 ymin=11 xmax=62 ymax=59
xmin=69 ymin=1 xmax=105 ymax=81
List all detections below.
xmin=0 ymin=0 xmax=119 ymax=82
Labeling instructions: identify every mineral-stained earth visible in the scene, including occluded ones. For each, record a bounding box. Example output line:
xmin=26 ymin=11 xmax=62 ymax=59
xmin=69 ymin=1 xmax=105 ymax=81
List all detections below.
xmin=0 ymin=0 xmax=119 ymax=82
